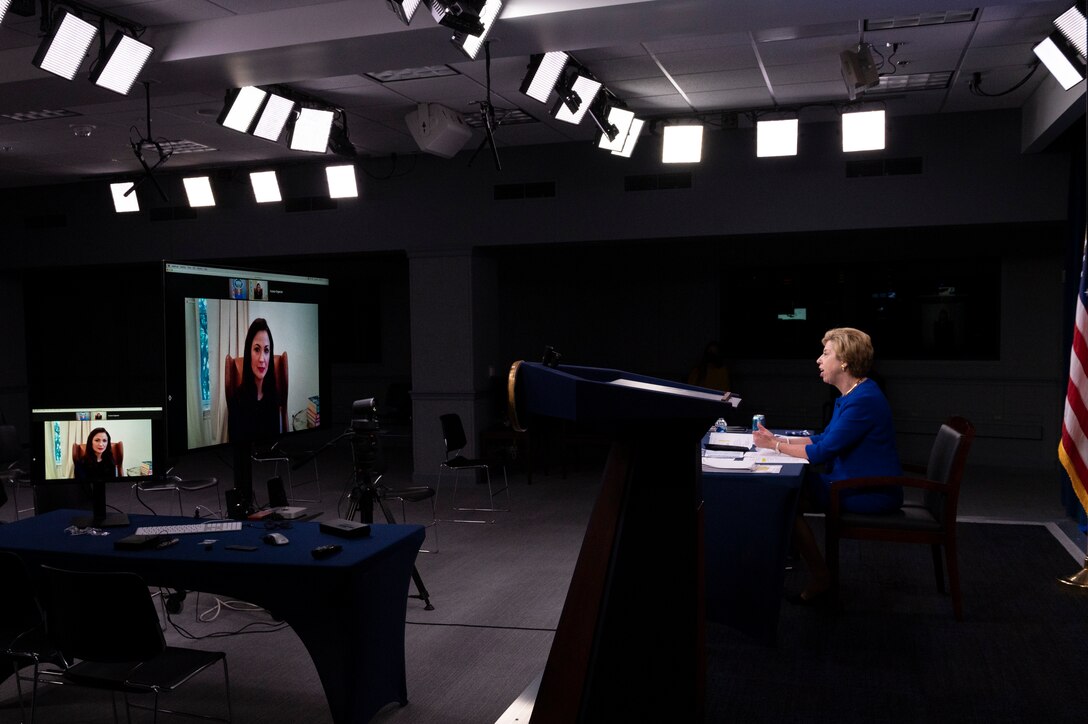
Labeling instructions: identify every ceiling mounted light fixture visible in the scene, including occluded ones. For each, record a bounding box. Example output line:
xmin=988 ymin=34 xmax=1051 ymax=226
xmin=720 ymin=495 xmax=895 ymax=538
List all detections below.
xmin=249 ymin=171 xmax=281 ymax=203
xmin=252 ymin=92 xmax=295 ymax=142
xmin=453 ymin=0 xmax=502 ymax=60
xmin=662 ymin=124 xmax=704 ymax=163
xmin=386 ymin=0 xmax=422 ymax=24
xmin=326 ymin=165 xmax=359 ymax=199
xmin=612 ymin=117 xmax=644 ymax=158
xmin=521 ymin=51 xmax=570 ymax=103
xmin=289 ymin=107 xmax=336 ymax=153
xmin=430 ymin=0 xmax=484 ymax=36
xmin=1033 ymin=4 xmax=1086 ymax=90
xmin=110 ymin=181 xmax=140 ymax=213
xmin=0 ymin=0 xmax=13 ymax=24
xmin=553 ymin=70 xmax=602 ymax=125
xmin=595 ymin=106 xmax=634 ymax=151
xmin=756 ymin=117 xmax=799 ymax=157
xmin=218 ymin=86 xmax=268 ymax=133
xmin=33 ymin=11 xmax=98 ymax=80
xmin=183 ymin=176 xmax=216 ymax=208
xmin=842 ymin=108 xmax=885 ymax=152
xmin=89 ymin=31 xmax=153 ymax=95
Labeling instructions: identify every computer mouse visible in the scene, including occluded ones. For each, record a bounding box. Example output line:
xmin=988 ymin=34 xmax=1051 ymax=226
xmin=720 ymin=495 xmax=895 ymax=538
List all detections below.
xmin=263 ymin=532 xmax=289 ymax=546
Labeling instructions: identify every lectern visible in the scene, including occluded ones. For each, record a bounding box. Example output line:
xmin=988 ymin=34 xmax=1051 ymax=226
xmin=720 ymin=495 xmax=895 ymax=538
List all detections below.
xmin=507 ymin=361 xmax=736 ymax=723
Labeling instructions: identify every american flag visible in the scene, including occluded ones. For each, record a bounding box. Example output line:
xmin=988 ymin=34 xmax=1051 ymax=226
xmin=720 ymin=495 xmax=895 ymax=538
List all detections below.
xmin=1059 ymin=236 xmax=1088 ymax=516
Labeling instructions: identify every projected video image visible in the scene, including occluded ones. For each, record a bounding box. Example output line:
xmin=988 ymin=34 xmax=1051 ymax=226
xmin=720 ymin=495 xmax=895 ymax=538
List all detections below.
xmin=40 ymin=417 xmax=155 ymax=481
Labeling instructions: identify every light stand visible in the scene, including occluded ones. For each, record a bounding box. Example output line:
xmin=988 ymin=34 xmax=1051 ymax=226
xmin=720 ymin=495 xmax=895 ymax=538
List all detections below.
xmin=345 ymin=399 xmax=434 ymax=610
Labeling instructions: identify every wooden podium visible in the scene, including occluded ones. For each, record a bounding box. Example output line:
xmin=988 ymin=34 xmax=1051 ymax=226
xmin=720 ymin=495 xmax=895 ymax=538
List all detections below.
xmin=507 ymin=361 xmax=737 ymax=723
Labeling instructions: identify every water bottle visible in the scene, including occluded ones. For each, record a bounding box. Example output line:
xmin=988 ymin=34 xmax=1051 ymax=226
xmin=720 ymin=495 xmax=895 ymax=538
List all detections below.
xmin=714 ymin=417 xmax=727 ymax=433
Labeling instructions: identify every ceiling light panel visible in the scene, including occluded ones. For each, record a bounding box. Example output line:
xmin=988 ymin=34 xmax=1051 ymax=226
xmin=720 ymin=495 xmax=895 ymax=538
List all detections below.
xmin=33 ymin=12 xmax=98 ymax=81
xmin=598 ymin=107 xmax=635 ymax=152
xmin=456 ymin=0 xmax=503 ymax=60
xmin=90 ymin=32 xmax=153 ymax=95
xmin=110 ymin=182 xmax=140 ymax=213
xmin=757 ymin=118 xmax=798 ymax=157
xmin=252 ymin=93 xmax=295 ymax=142
xmin=219 ymin=87 xmax=267 ymax=133
xmin=613 ymin=118 xmax=644 ymax=158
xmin=326 ymin=165 xmax=358 ymax=198
xmin=662 ymin=125 xmax=703 ymax=163
xmin=842 ymin=109 xmax=885 ymax=152
xmin=290 ymin=108 xmax=335 ymax=153
xmin=522 ymin=52 xmax=569 ymax=103
xmin=555 ymin=74 xmax=602 ymax=124
xmin=183 ymin=176 xmax=216 ymax=207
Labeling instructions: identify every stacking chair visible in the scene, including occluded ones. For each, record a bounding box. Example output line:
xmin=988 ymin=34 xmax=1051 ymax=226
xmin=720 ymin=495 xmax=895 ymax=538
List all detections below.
xmin=825 ymin=416 xmax=976 ymax=620
xmin=0 ymin=551 xmax=65 ymax=724
xmin=41 ymin=565 xmax=233 ymax=723
xmin=252 ymin=442 xmax=321 ymax=504
xmin=130 ymin=476 xmax=223 ymax=518
xmin=438 ymin=413 xmax=509 ymax=523
xmin=0 ymin=424 xmax=35 ymax=520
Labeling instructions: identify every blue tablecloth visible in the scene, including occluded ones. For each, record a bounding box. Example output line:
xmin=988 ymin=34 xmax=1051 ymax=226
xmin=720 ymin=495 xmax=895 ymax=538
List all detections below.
xmin=0 ymin=510 xmax=424 ymax=724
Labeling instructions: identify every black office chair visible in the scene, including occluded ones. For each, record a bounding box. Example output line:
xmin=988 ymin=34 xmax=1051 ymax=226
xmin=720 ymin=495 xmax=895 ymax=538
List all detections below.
xmin=438 ymin=413 xmax=509 ymax=523
xmin=0 ymin=551 xmax=65 ymax=724
xmin=41 ymin=565 xmax=233 ymax=723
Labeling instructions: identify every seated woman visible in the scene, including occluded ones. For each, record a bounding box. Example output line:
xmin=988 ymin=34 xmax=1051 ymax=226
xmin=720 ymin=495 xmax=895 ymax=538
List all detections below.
xmin=752 ymin=327 xmax=902 ymax=604
xmin=228 ymin=317 xmax=282 ymax=443
xmin=74 ymin=427 xmax=120 ymax=481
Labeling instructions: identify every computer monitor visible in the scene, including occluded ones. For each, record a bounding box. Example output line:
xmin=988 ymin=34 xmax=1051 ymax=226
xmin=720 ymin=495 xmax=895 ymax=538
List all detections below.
xmin=30 ymin=404 xmax=164 ymax=528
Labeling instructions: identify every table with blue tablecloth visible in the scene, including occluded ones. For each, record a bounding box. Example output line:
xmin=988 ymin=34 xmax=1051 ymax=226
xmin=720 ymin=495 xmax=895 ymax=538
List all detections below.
xmin=0 ymin=510 xmax=424 ymax=724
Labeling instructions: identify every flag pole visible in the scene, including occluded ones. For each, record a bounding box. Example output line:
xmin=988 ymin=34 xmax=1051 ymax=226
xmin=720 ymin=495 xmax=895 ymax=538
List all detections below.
xmin=1059 ymin=547 xmax=1088 ymax=587
xmin=1058 ymin=231 xmax=1088 ymax=586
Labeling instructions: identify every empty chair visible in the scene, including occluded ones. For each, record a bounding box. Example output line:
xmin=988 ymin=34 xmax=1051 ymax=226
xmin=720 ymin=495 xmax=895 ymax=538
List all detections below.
xmin=0 ymin=425 xmax=34 ymax=519
xmin=825 ymin=416 xmax=976 ymax=620
xmin=438 ymin=413 xmax=509 ymax=523
xmin=41 ymin=565 xmax=233 ymax=723
xmin=0 ymin=551 xmax=65 ymax=724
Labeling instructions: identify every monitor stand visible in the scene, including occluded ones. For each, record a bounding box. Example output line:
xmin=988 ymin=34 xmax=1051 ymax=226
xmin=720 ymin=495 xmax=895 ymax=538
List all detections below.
xmin=71 ymin=480 xmax=130 ymax=528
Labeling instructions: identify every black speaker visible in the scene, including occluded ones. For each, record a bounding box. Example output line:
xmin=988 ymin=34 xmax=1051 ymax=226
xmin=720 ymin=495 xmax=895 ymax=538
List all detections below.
xmin=267 ymin=476 xmax=288 ymax=508
xmin=225 ymin=488 xmax=254 ymax=521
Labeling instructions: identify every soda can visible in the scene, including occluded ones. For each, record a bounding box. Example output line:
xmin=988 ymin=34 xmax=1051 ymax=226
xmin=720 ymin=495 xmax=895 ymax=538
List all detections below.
xmin=752 ymin=414 xmax=765 ymax=432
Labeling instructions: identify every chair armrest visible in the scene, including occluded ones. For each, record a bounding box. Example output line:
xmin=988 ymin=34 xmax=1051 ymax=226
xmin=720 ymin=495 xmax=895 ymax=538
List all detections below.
xmin=828 ymin=475 xmax=948 ymax=517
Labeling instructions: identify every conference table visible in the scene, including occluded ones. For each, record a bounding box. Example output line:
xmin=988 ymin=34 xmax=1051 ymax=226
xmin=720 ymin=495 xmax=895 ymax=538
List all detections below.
xmin=0 ymin=510 xmax=425 ymax=724
xmin=701 ymin=442 xmax=806 ymax=644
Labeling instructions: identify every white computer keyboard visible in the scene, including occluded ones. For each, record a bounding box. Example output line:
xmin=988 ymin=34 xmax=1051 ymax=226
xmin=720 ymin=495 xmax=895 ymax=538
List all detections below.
xmin=134 ymin=520 xmax=242 ymax=536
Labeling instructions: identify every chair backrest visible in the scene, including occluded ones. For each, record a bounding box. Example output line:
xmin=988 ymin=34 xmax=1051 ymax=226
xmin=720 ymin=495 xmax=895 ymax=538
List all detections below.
xmin=923 ymin=416 xmax=975 ymax=523
xmin=439 ymin=413 xmax=468 ymax=457
xmin=71 ymin=441 xmax=125 ymax=476
xmin=225 ymin=351 xmax=290 ymax=432
xmin=42 ymin=566 xmax=165 ymax=664
xmin=0 ymin=551 xmax=45 ymax=649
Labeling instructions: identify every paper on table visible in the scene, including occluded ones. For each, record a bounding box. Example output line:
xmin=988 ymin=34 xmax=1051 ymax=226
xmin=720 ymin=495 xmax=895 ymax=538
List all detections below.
xmin=743 ymin=450 xmax=808 ymax=465
xmin=708 ymin=432 xmax=753 ymax=448
xmin=701 ymin=458 xmax=757 ymax=470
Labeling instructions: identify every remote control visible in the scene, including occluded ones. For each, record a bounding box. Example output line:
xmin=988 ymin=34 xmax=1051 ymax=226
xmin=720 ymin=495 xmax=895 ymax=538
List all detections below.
xmin=311 ymin=544 xmax=342 ymax=560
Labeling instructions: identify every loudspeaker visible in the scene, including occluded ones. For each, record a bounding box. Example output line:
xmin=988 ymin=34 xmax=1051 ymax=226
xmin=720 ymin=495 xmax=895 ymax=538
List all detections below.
xmin=840 ymin=46 xmax=879 ymax=100
xmin=267 ymin=476 xmax=288 ymax=509
xmin=225 ymin=488 xmax=254 ymax=521
xmin=405 ymin=103 xmax=473 ymax=159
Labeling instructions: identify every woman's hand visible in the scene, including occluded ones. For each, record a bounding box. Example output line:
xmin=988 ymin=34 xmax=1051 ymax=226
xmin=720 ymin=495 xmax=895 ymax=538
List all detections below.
xmin=752 ymin=422 xmax=777 ymax=449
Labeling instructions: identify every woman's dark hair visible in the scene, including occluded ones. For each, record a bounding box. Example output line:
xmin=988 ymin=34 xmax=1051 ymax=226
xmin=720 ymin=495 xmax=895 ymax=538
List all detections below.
xmin=85 ymin=427 xmax=114 ymax=466
xmin=240 ymin=317 xmax=279 ymax=403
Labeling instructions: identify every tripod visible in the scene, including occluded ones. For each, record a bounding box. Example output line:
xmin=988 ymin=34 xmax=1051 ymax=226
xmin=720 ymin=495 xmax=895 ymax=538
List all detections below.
xmin=346 ymin=420 xmax=433 ymax=611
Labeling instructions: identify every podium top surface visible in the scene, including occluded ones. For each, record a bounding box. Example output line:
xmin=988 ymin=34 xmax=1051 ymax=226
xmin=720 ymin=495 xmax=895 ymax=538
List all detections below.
xmin=509 ymin=361 xmax=736 ymax=429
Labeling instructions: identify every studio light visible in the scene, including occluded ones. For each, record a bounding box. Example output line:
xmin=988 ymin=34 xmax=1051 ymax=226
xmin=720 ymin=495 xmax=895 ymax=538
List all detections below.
xmin=0 ymin=0 xmax=12 ymax=24
xmin=289 ymin=107 xmax=335 ymax=153
xmin=110 ymin=182 xmax=139 ymax=213
xmin=662 ymin=124 xmax=704 ymax=163
xmin=597 ymin=106 xmax=635 ymax=152
xmin=387 ymin=0 xmax=422 ymax=24
xmin=33 ymin=11 xmax=98 ymax=81
xmin=183 ymin=176 xmax=216 ymax=208
xmin=218 ymin=86 xmax=267 ymax=133
xmin=252 ymin=92 xmax=295 ymax=142
xmin=326 ymin=165 xmax=359 ymax=199
xmin=1034 ymin=4 xmax=1086 ymax=92
xmin=612 ymin=118 xmax=644 ymax=158
xmin=553 ymin=72 xmax=602 ymax=125
xmin=453 ymin=0 xmax=502 ymax=60
xmin=89 ymin=31 xmax=153 ymax=95
xmin=430 ymin=0 xmax=484 ymax=36
xmin=521 ymin=51 xmax=569 ymax=103
xmin=842 ymin=109 xmax=885 ymax=152
xmin=757 ymin=118 xmax=799 ymax=157
xmin=249 ymin=171 xmax=281 ymax=203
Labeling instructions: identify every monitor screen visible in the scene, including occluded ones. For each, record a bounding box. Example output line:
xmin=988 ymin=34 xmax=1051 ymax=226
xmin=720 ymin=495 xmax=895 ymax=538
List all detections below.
xmin=30 ymin=404 xmax=164 ymax=527
xmin=163 ymin=262 xmax=329 ymax=456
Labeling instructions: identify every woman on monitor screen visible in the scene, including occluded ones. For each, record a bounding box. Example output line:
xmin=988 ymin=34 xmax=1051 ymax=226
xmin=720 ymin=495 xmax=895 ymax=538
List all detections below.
xmin=74 ymin=427 xmax=118 ymax=481
xmin=228 ymin=317 xmax=281 ymax=442
xmin=751 ymin=327 xmax=902 ymax=605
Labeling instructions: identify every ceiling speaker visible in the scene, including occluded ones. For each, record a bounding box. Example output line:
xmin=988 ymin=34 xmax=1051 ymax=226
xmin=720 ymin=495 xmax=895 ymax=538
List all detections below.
xmin=405 ymin=103 xmax=473 ymax=159
xmin=840 ymin=46 xmax=879 ymax=100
